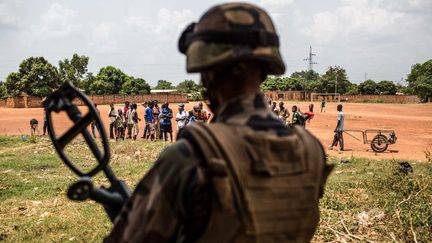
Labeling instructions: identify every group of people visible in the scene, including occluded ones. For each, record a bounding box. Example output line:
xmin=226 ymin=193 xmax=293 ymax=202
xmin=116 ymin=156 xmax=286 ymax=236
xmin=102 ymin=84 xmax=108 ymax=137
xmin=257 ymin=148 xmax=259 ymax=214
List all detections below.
xmin=267 ymin=99 xmax=345 ymax=151
xmin=268 ymin=100 xmax=315 ymax=127
xmin=98 ymin=100 xmax=211 ymax=142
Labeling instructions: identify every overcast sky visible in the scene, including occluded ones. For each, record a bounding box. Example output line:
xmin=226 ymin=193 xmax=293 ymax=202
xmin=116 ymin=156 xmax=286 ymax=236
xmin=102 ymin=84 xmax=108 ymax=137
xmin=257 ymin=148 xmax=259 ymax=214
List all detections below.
xmin=1 ymin=0 xmax=431 ymax=86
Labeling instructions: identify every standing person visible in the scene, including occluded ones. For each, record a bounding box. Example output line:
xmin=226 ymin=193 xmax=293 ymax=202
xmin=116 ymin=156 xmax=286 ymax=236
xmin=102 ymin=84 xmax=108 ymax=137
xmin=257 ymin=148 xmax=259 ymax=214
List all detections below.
xmin=106 ymin=3 xmax=332 ymax=242
xmin=152 ymin=100 xmax=161 ymax=140
xmin=189 ymin=104 xmax=204 ymax=123
xmin=131 ymin=103 xmax=141 ymax=140
xmin=123 ymin=101 xmax=130 ymax=139
xmin=159 ymin=102 xmax=173 ymax=142
xmin=321 ymin=98 xmax=326 ymax=113
xmin=176 ymin=103 xmax=188 ymax=136
xmin=30 ymin=118 xmax=39 ymax=136
xmin=291 ymin=105 xmax=304 ymax=126
xmin=271 ymin=101 xmax=278 ymax=115
xmin=115 ymin=109 xmax=125 ymax=141
xmin=91 ymin=104 xmax=100 ymax=138
xmin=330 ymin=104 xmax=344 ymax=151
xmin=140 ymin=102 xmax=148 ymax=138
xmin=126 ymin=104 xmax=134 ymax=139
xmin=143 ymin=101 xmax=154 ymax=139
xmin=108 ymin=103 xmax=117 ymax=139
xmin=198 ymin=101 xmax=211 ymax=123
xmin=43 ymin=109 xmax=48 ymax=136
xmin=304 ymin=103 xmax=315 ymax=125
xmin=278 ymin=101 xmax=289 ymax=125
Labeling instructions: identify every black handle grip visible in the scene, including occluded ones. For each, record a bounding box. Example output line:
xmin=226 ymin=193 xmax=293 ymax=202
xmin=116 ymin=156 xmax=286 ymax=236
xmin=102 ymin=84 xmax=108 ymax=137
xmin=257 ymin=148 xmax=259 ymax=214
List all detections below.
xmin=91 ymin=188 xmax=124 ymax=207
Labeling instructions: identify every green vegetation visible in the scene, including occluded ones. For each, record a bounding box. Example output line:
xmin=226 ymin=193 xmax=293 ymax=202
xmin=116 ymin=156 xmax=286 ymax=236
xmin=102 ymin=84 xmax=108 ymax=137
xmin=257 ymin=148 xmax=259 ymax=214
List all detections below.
xmin=261 ymin=65 xmax=399 ymax=96
xmin=2 ymin=55 xmax=430 ymax=101
xmin=1 ymin=136 xmax=430 ymax=242
xmin=407 ymin=59 xmax=432 ymax=102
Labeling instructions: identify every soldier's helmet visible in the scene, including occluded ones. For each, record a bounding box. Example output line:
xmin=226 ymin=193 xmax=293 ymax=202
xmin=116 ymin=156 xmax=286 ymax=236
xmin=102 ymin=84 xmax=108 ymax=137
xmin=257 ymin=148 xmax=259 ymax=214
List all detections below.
xmin=178 ymin=2 xmax=285 ymax=75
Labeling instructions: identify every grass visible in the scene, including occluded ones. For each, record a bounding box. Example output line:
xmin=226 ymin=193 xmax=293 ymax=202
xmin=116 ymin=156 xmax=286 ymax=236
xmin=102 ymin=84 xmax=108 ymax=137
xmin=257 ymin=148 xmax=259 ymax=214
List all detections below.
xmin=1 ymin=136 xmax=431 ymax=242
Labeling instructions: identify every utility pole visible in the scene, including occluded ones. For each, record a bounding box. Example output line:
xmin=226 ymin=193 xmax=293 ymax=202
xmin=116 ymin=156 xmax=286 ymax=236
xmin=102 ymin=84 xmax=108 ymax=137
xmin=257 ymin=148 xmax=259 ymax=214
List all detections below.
xmin=303 ymin=46 xmax=317 ymax=72
xmin=364 ymin=72 xmax=368 ymax=81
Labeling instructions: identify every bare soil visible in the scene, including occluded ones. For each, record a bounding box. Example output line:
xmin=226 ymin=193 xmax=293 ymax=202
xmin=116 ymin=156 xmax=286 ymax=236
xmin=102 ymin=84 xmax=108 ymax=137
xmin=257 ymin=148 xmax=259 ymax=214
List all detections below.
xmin=1 ymin=102 xmax=431 ymax=161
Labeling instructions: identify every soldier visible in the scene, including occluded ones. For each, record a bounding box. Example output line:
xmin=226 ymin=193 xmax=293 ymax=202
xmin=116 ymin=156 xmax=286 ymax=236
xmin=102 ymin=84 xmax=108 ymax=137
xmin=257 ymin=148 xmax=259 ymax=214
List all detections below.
xmin=106 ymin=3 xmax=332 ymax=242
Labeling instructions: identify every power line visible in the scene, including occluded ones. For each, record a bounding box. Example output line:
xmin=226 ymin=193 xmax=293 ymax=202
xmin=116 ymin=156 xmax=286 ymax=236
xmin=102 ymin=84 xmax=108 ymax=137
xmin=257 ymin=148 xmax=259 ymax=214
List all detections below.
xmin=303 ymin=46 xmax=317 ymax=72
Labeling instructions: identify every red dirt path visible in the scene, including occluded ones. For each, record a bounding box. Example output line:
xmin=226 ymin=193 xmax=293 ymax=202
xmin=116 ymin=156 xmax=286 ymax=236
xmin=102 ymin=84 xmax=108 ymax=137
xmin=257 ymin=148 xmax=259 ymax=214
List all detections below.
xmin=1 ymin=102 xmax=431 ymax=161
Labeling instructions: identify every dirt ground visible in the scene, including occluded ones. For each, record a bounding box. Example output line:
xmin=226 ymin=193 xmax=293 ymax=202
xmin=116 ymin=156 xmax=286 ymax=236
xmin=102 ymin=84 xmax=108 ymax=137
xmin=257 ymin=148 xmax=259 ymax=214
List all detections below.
xmin=0 ymin=101 xmax=431 ymax=161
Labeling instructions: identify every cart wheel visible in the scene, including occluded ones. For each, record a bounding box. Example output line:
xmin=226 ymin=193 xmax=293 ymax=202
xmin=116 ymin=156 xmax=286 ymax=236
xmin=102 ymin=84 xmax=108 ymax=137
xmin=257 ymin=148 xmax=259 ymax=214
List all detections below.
xmin=371 ymin=135 xmax=388 ymax=153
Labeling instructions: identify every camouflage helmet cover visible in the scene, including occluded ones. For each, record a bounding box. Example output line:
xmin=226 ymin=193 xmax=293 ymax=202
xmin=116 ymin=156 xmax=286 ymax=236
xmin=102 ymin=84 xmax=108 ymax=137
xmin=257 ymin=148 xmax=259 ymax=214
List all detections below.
xmin=178 ymin=2 xmax=285 ymax=75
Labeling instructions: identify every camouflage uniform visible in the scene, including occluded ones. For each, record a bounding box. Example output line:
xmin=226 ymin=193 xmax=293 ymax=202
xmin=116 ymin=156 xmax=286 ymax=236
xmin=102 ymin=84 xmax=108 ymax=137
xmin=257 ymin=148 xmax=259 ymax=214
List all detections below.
xmin=106 ymin=3 xmax=331 ymax=242
xmin=106 ymin=93 xmax=330 ymax=242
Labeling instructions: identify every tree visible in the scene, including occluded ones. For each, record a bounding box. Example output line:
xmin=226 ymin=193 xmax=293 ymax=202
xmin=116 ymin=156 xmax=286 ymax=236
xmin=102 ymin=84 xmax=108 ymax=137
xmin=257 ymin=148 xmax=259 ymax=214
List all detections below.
xmin=304 ymin=79 xmax=322 ymax=92
xmin=154 ymin=80 xmax=174 ymax=90
xmin=290 ymin=70 xmax=319 ymax=81
xmin=407 ymin=59 xmax=432 ymax=102
xmin=90 ymin=66 xmax=129 ymax=94
xmin=376 ymin=80 xmax=397 ymax=95
xmin=0 ymin=82 xmax=7 ymax=97
xmin=58 ymin=54 xmax=89 ymax=87
xmin=320 ymin=66 xmax=351 ymax=94
xmin=4 ymin=72 xmax=21 ymax=96
xmin=345 ymin=83 xmax=359 ymax=95
xmin=121 ymin=77 xmax=151 ymax=95
xmin=80 ymin=72 xmax=95 ymax=94
xmin=261 ymin=76 xmax=303 ymax=91
xmin=177 ymin=80 xmax=199 ymax=93
xmin=4 ymin=57 xmax=60 ymax=97
xmin=358 ymin=79 xmax=378 ymax=95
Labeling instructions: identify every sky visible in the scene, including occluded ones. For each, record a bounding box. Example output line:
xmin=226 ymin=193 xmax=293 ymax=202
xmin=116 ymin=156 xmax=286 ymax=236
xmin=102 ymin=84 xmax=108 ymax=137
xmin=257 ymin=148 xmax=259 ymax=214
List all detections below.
xmin=1 ymin=0 xmax=431 ymax=86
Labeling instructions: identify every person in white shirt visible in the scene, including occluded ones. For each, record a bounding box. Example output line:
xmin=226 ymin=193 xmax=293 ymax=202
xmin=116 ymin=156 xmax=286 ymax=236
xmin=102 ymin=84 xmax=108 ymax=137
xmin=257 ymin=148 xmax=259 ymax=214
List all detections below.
xmin=175 ymin=103 xmax=188 ymax=136
xmin=108 ymin=103 xmax=118 ymax=139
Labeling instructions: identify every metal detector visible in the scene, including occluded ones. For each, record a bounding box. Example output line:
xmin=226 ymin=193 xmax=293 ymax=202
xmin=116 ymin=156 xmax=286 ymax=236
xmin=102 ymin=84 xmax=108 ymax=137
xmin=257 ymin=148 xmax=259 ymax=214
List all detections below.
xmin=45 ymin=81 xmax=130 ymax=221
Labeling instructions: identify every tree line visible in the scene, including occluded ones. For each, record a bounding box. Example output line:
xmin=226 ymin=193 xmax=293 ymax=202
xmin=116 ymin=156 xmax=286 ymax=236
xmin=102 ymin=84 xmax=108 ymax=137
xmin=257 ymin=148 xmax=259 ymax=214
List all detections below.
xmin=0 ymin=54 xmax=202 ymax=98
xmin=0 ymin=54 xmax=430 ymax=102
xmin=262 ymin=60 xmax=432 ymax=102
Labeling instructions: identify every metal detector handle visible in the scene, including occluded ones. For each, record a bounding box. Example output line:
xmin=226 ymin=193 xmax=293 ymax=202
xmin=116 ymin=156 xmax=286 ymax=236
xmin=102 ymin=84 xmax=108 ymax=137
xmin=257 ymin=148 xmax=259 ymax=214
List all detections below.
xmin=92 ymin=188 xmax=124 ymax=207
xmin=68 ymin=176 xmax=131 ymax=221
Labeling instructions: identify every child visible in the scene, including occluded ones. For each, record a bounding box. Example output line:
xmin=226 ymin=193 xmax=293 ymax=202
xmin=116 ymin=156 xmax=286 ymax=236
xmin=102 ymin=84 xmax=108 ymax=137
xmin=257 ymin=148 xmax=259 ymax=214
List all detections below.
xmin=115 ymin=109 xmax=125 ymax=141
xmin=30 ymin=118 xmax=39 ymax=136
xmin=131 ymin=103 xmax=141 ymax=140
xmin=304 ymin=104 xmax=315 ymax=125
xmin=147 ymin=123 xmax=157 ymax=141
xmin=159 ymin=102 xmax=173 ymax=142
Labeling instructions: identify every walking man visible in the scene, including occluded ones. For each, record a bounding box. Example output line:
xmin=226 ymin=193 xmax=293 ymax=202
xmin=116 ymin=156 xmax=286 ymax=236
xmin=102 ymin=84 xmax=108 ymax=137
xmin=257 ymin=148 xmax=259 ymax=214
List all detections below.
xmin=330 ymin=104 xmax=344 ymax=151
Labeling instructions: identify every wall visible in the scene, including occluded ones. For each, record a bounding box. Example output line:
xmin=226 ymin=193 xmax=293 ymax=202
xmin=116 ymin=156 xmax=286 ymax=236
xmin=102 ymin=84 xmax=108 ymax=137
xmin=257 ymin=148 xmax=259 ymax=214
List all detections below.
xmin=0 ymin=93 xmax=188 ymax=108
xmin=264 ymin=91 xmax=311 ymax=101
xmin=264 ymin=91 xmax=421 ymax=103
xmin=340 ymin=95 xmax=420 ymax=103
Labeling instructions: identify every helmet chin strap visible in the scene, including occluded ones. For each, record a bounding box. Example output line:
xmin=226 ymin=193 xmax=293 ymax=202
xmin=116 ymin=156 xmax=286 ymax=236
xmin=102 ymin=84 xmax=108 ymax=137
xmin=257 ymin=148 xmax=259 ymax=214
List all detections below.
xmin=201 ymin=74 xmax=220 ymax=113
